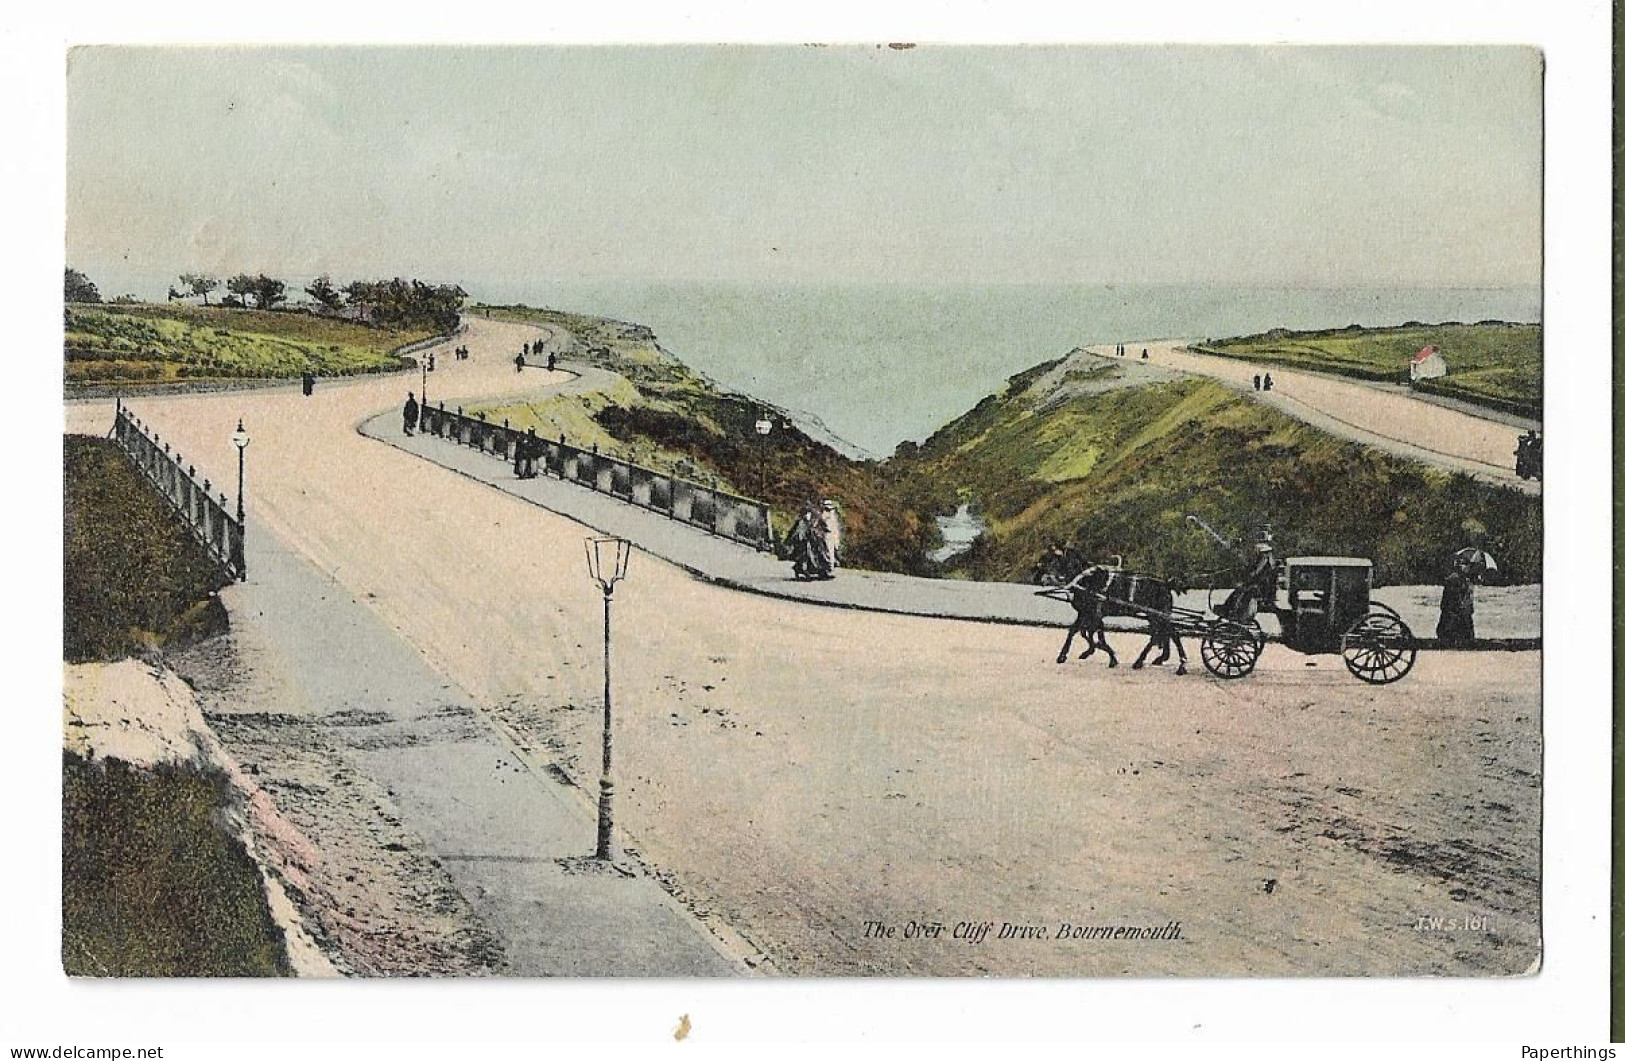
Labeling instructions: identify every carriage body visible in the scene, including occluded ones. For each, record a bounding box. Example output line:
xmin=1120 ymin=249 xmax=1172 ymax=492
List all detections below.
xmin=1278 ymin=556 xmax=1373 ymax=655
xmin=1197 ymin=555 xmax=1416 ymax=683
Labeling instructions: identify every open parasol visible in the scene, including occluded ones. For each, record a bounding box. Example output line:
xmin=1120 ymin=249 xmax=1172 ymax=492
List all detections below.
xmin=1451 ymin=547 xmax=1498 ymax=579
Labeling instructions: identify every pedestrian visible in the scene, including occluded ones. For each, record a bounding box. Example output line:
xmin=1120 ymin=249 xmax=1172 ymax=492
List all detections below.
xmin=515 ymin=351 xmax=526 ymax=373
xmin=302 ymin=371 xmax=315 ymax=397
xmin=1436 ymin=556 xmax=1476 ymax=647
xmin=402 ymin=391 xmax=420 ymax=436
xmin=783 ymin=501 xmax=818 ymax=580
xmin=523 ymin=341 xmax=531 ymax=358
xmin=811 ymin=498 xmax=843 ymax=580
xmin=1141 ymin=348 xmax=1149 ymax=360
xmin=1263 ymin=372 xmax=1273 ymax=391
xmin=547 ymin=350 xmax=557 ymax=372
xmin=427 ymin=352 xmax=436 ymax=372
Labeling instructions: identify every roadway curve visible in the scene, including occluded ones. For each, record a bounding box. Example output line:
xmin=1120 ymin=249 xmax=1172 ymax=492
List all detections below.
xmin=1094 ymin=341 xmax=1538 ymax=493
xmin=64 ymin=315 xmax=1540 ymax=976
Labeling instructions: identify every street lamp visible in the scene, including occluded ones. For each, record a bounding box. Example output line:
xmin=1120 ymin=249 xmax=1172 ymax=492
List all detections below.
xmin=755 ymin=417 xmax=773 ymax=499
xmin=231 ymin=419 xmax=250 ymax=581
xmin=584 ymin=536 xmax=633 ymax=861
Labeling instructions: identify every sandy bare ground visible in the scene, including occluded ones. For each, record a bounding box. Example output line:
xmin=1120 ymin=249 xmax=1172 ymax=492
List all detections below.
xmin=1092 ymin=341 xmax=1533 ymax=490
xmin=64 ymin=659 xmax=339 ymax=977
xmin=67 ymin=316 xmax=1540 ymax=975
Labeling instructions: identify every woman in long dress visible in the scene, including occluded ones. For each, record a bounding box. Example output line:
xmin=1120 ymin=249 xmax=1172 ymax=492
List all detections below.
xmin=1436 ymin=559 xmax=1475 ymax=646
xmin=811 ymin=500 xmax=842 ymax=579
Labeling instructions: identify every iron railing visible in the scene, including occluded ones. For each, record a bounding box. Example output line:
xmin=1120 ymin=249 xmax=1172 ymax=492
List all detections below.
xmin=110 ymin=400 xmax=245 ymax=579
xmin=417 ymin=402 xmax=774 ymax=551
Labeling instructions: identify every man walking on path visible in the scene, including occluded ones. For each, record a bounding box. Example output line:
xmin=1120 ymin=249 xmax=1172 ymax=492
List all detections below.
xmin=402 ymin=392 xmax=420 ymax=436
xmin=1253 ymin=374 xmax=1261 ymax=391
xmin=547 ymin=350 xmax=557 ymax=372
xmin=515 ymin=351 xmax=526 ymax=373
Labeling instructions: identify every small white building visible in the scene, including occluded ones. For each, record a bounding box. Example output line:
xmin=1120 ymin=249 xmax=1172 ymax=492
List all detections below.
xmin=1409 ymin=345 xmax=1447 ymax=381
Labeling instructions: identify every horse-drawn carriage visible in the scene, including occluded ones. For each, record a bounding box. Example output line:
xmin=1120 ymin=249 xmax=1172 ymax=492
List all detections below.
xmin=1038 ymin=554 xmax=1418 ymax=685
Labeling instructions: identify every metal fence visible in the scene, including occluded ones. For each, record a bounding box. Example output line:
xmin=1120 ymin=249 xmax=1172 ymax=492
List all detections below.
xmin=417 ymin=402 xmax=774 ymax=550
xmin=111 ymin=400 xmax=246 ymax=579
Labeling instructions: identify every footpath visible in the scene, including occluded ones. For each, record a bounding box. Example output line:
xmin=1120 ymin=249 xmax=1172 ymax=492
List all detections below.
xmin=222 ymin=506 xmax=748 ymax=975
xmin=359 ymin=384 xmax=1541 ymax=649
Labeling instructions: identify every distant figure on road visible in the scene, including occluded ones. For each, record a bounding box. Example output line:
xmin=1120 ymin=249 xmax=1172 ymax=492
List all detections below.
xmin=1252 ymin=373 xmax=1261 ymax=391
xmin=1515 ymin=429 xmax=1543 ymax=480
xmin=1262 ymin=372 xmax=1273 ymax=391
xmin=302 ymin=371 xmax=315 ymax=396
xmin=1141 ymin=348 xmax=1148 ymax=359
xmin=1436 ymin=556 xmax=1476 ymax=647
xmin=427 ymin=352 xmax=436 ymax=372
xmin=547 ymin=350 xmax=557 ymax=372
xmin=782 ymin=501 xmax=819 ymax=580
xmin=811 ymin=499 xmax=843 ymax=580
xmin=402 ymin=392 xmax=419 ymax=436
xmin=523 ymin=341 xmax=531 ymax=358
xmin=515 ymin=352 xmax=526 ymax=373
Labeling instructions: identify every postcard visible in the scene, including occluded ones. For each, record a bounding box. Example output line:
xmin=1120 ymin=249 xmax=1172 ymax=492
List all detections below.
xmin=62 ymin=43 xmax=1542 ymax=979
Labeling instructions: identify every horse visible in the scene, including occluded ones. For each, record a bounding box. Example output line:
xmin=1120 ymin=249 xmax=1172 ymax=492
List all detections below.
xmin=1035 ymin=554 xmax=1188 ymax=674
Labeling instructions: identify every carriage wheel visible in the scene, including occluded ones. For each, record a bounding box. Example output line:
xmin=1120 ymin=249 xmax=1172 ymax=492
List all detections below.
xmin=1200 ymin=621 xmax=1263 ymax=679
xmin=1341 ymin=612 xmax=1417 ymax=685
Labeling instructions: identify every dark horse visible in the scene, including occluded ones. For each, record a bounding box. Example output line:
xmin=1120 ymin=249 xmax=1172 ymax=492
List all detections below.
xmin=1035 ymin=554 xmax=1188 ymax=674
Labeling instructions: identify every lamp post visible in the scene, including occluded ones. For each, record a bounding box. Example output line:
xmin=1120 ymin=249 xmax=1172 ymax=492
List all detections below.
xmin=755 ymin=416 xmax=773 ymax=499
xmin=231 ymin=419 xmax=250 ymax=581
xmin=584 ymin=536 xmax=632 ymax=861
xmin=421 ymin=358 xmax=428 ymax=411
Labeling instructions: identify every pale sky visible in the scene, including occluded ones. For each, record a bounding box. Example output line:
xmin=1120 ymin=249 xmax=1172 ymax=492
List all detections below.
xmin=67 ymin=45 xmax=1542 ymax=295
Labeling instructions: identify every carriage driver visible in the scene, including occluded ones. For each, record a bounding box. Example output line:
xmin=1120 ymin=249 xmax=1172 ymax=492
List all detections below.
xmin=1220 ymin=539 xmax=1278 ymax=622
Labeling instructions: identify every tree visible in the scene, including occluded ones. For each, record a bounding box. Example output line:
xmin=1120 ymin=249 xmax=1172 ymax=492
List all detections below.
xmin=251 ymin=275 xmax=287 ymax=311
xmin=178 ymin=273 xmax=220 ymax=306
xmin=225 ymin=274 xmax=257 ymax=307
xmin=305 ymin=274 xmax=345 ymax=312
xmin=65 ymin=267 xmax=101 ymax=304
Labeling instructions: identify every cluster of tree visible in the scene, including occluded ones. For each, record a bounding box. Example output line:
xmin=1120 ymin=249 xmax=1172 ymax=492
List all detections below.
xmin=65 ymin=268 xmax=140 ymax=305
xmin=333 ymin=277 xmax=468 ymax=331
xmin=65 ymin=268 xmax=101 ymax=304
xmin=167 ymin=271 xmax=466 ymax=330
xmin=167 ymin=272 xmax=287 ymax=311
xmin=69 ymin=266 xmax=466 ymax=332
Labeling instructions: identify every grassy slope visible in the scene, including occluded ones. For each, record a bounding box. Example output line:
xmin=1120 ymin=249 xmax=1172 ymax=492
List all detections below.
xmin=894 ymin=366 xmax=1542 ymax=587
xmin=65 ymin=302 xmax=435 ymax=385
xmin=63 ymin=753 xmax=291 ymax=977
xmin=63 ymin=436 xmax=289 ymax=976
xmin=1194 ymin=321 xmax=1542 ymax=415
xmin=64 ymin=436 xmax=231 ymax=662
xmin=469 ymin=306 xmax=1537 ymax=586
xmin=474 ymin=305 xmax=943 ymax=573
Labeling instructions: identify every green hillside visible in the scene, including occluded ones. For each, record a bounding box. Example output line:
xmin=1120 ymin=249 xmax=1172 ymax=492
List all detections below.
xmin=65 ymin=303 xmax=435 ymax=386
xmin=892 ymin=356 xmax=1541 ymax=586
xmin=1193 ymin=321 xmax=1541 ymax=417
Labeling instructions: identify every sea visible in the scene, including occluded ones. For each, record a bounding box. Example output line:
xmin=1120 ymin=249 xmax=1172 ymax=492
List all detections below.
xmin=470 ymin=281 xmax=1541 ymax=459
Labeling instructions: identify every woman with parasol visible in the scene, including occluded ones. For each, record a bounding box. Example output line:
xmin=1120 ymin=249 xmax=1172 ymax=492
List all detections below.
xmin=1437 ymin=547 xmax=1496 ymax=647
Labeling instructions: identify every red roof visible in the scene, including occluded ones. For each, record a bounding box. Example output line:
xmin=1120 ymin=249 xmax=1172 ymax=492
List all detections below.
xmin=1411 ymin=345 xmax=1439 ymax=363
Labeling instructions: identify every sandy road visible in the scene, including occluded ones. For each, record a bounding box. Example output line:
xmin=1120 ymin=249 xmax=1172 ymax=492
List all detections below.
xmin=1093 ymin=341 xmax=1535 ymax=491
xmin=67 ymin=316 xmax=1540 ymax=975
